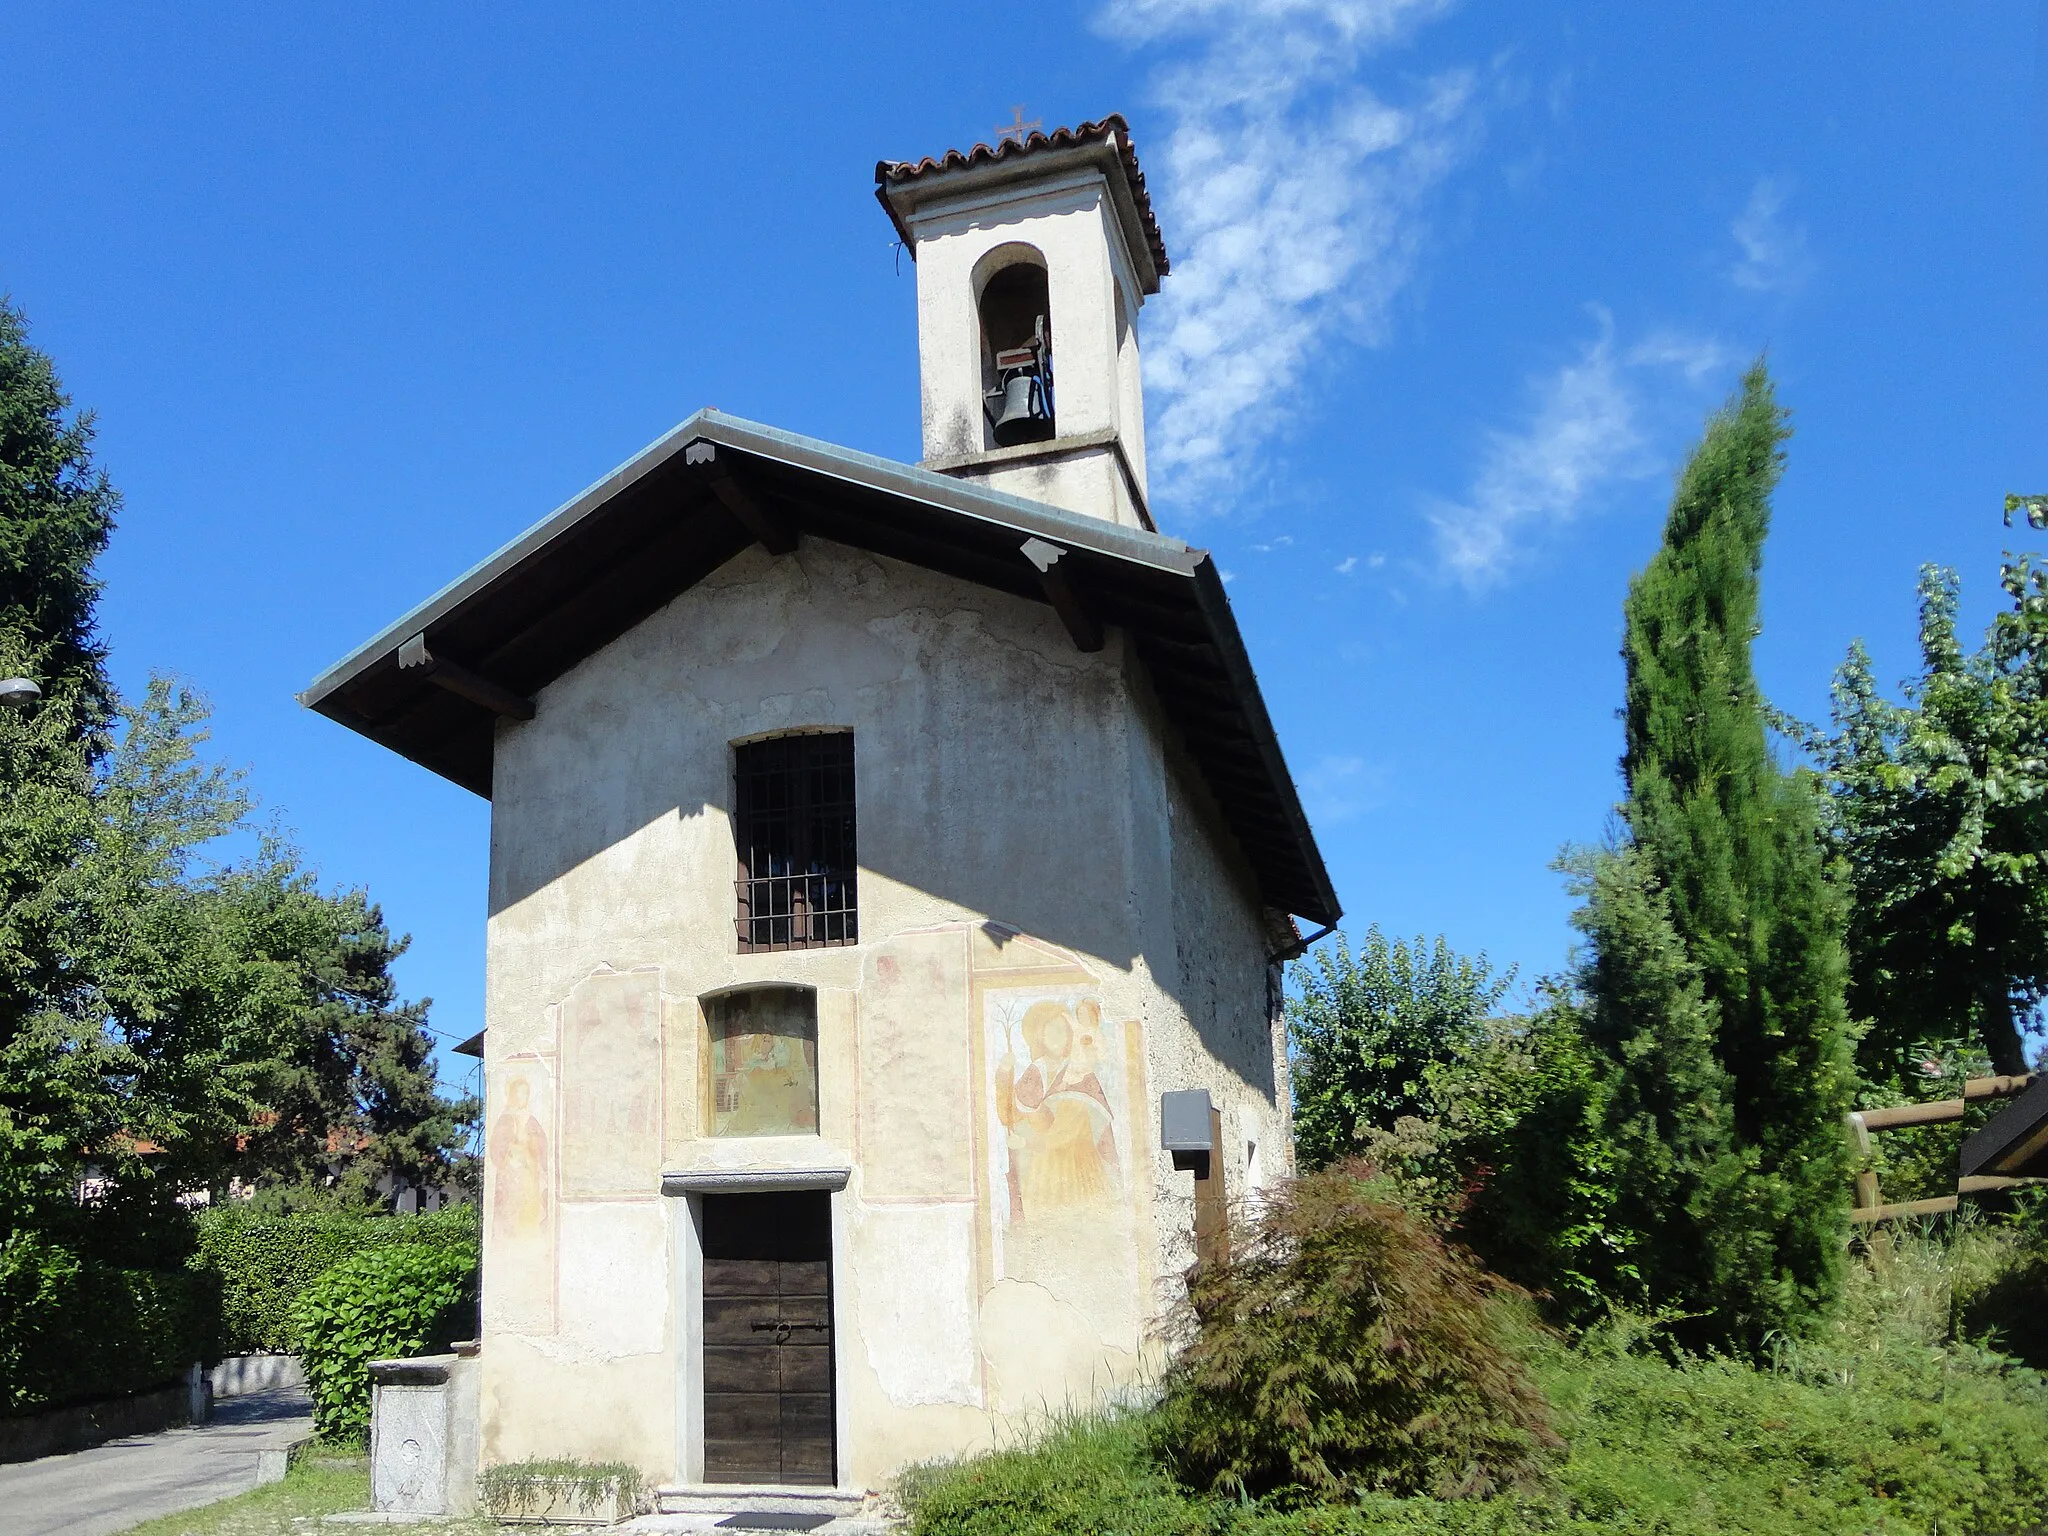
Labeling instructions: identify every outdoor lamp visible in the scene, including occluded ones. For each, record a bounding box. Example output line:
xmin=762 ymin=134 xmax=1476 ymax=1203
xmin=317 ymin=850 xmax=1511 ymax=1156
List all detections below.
xmin=0 ymin=678 xmax=42 ymax=710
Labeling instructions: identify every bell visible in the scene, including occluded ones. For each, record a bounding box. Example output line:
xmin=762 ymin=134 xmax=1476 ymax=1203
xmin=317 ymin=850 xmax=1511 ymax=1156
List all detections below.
xmin=989 ymin=371 xmax=1054 ymax=447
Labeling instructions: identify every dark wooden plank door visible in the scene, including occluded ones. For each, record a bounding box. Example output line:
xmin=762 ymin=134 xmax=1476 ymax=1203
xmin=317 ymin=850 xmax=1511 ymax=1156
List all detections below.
xmin=702 ymin=1192 xmax=835 ymax=1485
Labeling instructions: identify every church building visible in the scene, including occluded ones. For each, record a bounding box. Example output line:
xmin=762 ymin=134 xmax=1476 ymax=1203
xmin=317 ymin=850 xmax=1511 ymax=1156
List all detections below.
xmin=301 ymin=116 xmax=1339 ymax=1512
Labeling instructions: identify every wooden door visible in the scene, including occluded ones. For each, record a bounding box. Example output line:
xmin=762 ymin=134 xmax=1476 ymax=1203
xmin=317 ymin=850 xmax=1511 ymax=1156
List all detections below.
xmin=701 ymin=1191 xmax=835 ymax=1485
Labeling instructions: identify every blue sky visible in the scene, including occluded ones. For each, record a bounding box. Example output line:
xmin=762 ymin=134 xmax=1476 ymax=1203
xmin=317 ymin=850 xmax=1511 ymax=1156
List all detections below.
xmin=2 ymin=3 xmax=2042 ymax=1080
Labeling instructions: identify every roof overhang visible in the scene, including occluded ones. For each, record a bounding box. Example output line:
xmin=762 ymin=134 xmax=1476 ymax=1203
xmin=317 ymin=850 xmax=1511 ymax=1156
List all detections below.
xmin=300 ymin=411 xmax=1340 ymax=928
xmin=876 ymin=116 xmax=1168 ymax=295
xmin=1961 ymin=1074 xmax=2048 ymax=1179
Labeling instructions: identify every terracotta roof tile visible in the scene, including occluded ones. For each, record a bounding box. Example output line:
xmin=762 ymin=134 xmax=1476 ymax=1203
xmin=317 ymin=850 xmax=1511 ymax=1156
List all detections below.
xmin=875 ymin=114 xmax=1170 ymax=280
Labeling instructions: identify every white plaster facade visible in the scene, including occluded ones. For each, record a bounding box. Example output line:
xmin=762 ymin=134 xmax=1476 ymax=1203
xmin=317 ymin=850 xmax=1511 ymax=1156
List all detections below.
xmin=477 ymin=539 xmax=1289 ymax=1491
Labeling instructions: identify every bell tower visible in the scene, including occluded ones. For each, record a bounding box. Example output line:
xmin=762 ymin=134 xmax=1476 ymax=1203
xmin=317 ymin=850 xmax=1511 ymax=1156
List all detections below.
xmin=876 ymin=115 xmax=1170 ymax=530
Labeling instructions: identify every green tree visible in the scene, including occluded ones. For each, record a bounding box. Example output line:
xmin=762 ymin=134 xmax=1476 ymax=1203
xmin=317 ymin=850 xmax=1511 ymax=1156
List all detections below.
xmin=221 ymin=862 xmax=478 ymax=1204
xmin=1582 ymin=363 xmax=1854 ymax=1349
xmin=0 ymin=678 xmax=250 ymax=1241
xmin=0 ymin=296 xmax=117 ymax=743
xmin=0 ymin=301 xmax=473 ymax=1246
xmin=1814 ymin=548 xmax=2048 ymax=1079
xmin=1288 ymin=925 xmax=1511 ymax=1170
xmin=0 ymin=296 xmax=127 ymax=1238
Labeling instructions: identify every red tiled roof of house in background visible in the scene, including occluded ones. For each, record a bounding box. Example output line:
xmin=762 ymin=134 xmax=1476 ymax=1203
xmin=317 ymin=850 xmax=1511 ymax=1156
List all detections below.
xmin=874 ymin=114 xmax=1171 ymax=283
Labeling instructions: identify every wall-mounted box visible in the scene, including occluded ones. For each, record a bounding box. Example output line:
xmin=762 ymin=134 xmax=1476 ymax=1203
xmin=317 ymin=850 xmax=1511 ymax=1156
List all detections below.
xmin=1162 ymin=1089 xmax=1214 ymax=1176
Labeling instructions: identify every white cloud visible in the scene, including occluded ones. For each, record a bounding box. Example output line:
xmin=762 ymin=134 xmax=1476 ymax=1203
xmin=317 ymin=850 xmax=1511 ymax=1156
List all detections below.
xmin=1729 ymin=175 xmax=1814 ymax=294
xmin=1299 ymin=753 xmax=1389 ymax=825
xmin=1626 ymin=329 xmax=1736 ymax=382
xmin=1102 ymin=0 xmax=1479 ymax=508
xmin=1335 ymin=555 xmax=1359 ymax=573
xmin=1428 ymin=313 xmax=1733 ymax=590
xmin=1367 ymin=551 xmax=1387 ymax=568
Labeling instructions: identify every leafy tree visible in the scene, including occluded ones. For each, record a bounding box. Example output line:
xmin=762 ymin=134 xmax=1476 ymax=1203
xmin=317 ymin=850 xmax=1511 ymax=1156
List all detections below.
xmin=221 ymin=861 xmax=478 ymax=1204
xmin=0 ymin=678 xmax=251 ymax=1240
xmin=1288 ymin=925 xmax=1511 ymax=1170
xmin=1812 ymin=548 xmax=2048 ymax=1079
xmin=0 ymin=301 xmax=473 ymax=1249
xmin=0 ymin=295 xmax=128 ymax=1238
xmin=1438 ymin=990 xmax=1616 ymax=1320
xmin=1580 ymin=363 xmax=1854 ymax=1349
xmin=0 ymin=295 xmax=117 ymax=743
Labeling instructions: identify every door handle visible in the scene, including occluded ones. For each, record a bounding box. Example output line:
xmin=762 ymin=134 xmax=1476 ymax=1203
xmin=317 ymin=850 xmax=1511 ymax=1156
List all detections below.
xmin=750 ymin=1320 xmax=830 ymax=1343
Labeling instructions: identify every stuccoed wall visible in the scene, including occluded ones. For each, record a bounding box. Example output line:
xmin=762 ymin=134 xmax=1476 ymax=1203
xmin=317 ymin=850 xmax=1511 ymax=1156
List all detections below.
xmin=478 ymin=538 xmax=1284 ymax=1489
xmin=905 ymin=169 xmax=1151 ymax=529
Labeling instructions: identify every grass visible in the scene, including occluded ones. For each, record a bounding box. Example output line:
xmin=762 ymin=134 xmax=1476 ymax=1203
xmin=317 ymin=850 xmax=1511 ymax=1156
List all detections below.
xmin=900 ymin=1225 xmax=2048 ymax=1536
xmin=112 ymin=1450 xmax=372 ymax=1536
xmin=110 ymin=1446 xmax=493 ymax=1536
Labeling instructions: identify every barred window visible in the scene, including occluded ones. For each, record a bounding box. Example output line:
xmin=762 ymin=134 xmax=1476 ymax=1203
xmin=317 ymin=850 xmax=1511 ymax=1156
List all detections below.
xmin=734 ymin=732 xmax=858 ymax=952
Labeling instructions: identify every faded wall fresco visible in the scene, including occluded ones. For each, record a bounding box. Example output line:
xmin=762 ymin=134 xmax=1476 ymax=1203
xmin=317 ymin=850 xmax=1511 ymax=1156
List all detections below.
xmin=560 ymin=967 xmax=665 ymax=1200
xmin=704 ymin=988 xmax=819 ymax=1137
xmin=993 ymin=996 xmax=1123 ymax=1223
xmin=969 ymin=931 xmax=1149 ymax=1411
xmin=486 ymin=1055 xmax=557 ymax=1334
xmin=859 ymin=931 xmax=972 ymax=1201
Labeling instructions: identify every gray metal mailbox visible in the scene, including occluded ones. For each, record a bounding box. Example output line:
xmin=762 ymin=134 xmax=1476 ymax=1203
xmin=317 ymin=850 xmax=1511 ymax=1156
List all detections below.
xmin=1160 ymin=1089 xmax=1216 ymax=1151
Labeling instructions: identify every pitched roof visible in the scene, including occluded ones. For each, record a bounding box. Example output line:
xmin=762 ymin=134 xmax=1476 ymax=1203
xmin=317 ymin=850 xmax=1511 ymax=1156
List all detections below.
xmin=299 ymin=411 xmax=1339 ymax=928
xmin=1961 ymin=1073 xmax=2048 ymax=1179
xmin=875 ymin=114 xmax=1170 ymax=293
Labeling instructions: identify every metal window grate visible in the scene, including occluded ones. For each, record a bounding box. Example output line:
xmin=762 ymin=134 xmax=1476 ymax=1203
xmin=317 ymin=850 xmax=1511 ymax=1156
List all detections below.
xmin=734 ymin=733 xmax=858 ymax=952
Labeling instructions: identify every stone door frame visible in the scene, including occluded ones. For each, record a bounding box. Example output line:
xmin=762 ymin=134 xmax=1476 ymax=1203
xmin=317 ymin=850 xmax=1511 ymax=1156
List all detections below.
xmin=664 ymin=1162 xmax=852 ymax=1488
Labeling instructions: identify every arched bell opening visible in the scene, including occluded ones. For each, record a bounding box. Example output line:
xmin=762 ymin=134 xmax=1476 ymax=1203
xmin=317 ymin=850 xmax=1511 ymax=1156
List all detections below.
xmin=975 ymin=252 xmax=1055 ymax=449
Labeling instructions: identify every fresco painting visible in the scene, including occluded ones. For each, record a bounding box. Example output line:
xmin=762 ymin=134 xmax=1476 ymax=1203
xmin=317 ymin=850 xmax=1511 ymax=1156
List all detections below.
xmin=559 ymin=967 xmax=664 ymax=1199
xmin=486 ymin=1055 xmax=556 ymax=1333
xmin=706 ymin=987 xmax=820 ymax=1137
xmin=994 ymin=997 xmax=1122 ymax=1220
xmin=860 ymin=932 xmax=973 ymax=1200
xmin=984 ymin=989 xmax=1142 ymax=1348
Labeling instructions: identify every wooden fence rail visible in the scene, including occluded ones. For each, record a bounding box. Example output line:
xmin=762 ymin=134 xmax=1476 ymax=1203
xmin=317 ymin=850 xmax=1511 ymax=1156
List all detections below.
xmin=1847 ymin=1074 xmax=2043 ymax=1224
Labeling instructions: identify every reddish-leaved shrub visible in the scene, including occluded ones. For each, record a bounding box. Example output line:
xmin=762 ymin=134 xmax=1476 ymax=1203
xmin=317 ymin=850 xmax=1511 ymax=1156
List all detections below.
xmin=1149 ymin=1159 xmax=1561 ymax=1502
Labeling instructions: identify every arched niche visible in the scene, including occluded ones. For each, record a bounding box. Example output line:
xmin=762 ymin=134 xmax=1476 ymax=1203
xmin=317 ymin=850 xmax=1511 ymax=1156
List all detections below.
xmin=973 ymin=244 xmax=1055 ymax=448
xmin=700 ymin=984 xmax=819 ymax=1138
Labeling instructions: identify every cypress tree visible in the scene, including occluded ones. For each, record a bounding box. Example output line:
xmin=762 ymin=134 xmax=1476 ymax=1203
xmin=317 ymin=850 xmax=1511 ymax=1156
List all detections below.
xmin=1586 ymin=363 xmax=1853 ymax=1349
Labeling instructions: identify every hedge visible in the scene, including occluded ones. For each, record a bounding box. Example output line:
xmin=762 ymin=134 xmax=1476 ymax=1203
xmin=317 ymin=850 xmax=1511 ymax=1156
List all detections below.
xmin=194 ymin=1204 xmax=478 ymax=1357
xmin=296 ymin=1241 xmax=479 ymax=1440
xmin=0 ymin=1231 xmax=219 ymax=1417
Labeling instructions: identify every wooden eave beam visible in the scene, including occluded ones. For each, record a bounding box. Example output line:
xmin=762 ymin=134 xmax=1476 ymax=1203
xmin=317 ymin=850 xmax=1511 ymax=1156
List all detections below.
xmin=397 ymin=634 xmax=535 ymax=721
xmin=1018 ymin=537 xmax=1104 ymax=653
xmin=708 ymin=471 xmax=798 ymax=555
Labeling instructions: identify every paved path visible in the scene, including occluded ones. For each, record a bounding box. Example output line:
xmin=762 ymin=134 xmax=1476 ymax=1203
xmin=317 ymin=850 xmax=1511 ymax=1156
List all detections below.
xmin=0 ymin=1386 xmax=314 ymax=1536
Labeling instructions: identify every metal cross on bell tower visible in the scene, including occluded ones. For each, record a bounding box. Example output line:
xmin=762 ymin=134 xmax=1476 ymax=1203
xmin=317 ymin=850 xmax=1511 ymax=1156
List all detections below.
xmin=995 ymin=106 xmax=1041 ymax=145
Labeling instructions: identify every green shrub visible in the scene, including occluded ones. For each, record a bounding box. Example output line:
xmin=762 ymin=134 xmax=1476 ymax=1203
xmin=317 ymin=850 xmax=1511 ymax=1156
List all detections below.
xmin=194 ymin=1204 xmax=477 ymax=1356
xmin=1149 ymin=1160 xmax=1558 ymax=1502
xmin=294 ymin=1240 xmax=477 ymax=1440
xmin=901 ymin=1230 xmax=2048 ymax=1536
xmin=0 ymin=1231 xmax=219 ymax=1416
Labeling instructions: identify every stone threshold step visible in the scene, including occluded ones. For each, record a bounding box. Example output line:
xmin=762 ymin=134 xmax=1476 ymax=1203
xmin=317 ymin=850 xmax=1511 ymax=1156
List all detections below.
xmin=654 ymin=1485 xmax=865 ymax=1518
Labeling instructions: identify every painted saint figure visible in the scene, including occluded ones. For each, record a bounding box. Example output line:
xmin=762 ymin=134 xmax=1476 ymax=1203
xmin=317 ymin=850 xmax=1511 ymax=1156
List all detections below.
xmin=707 ymin=989 xmax=820 ymax=1137
xmin=490 ymin=1074 xmax=550 ymax=1237
xmin=996 ymin=999 xmax=1120 ymax=1220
